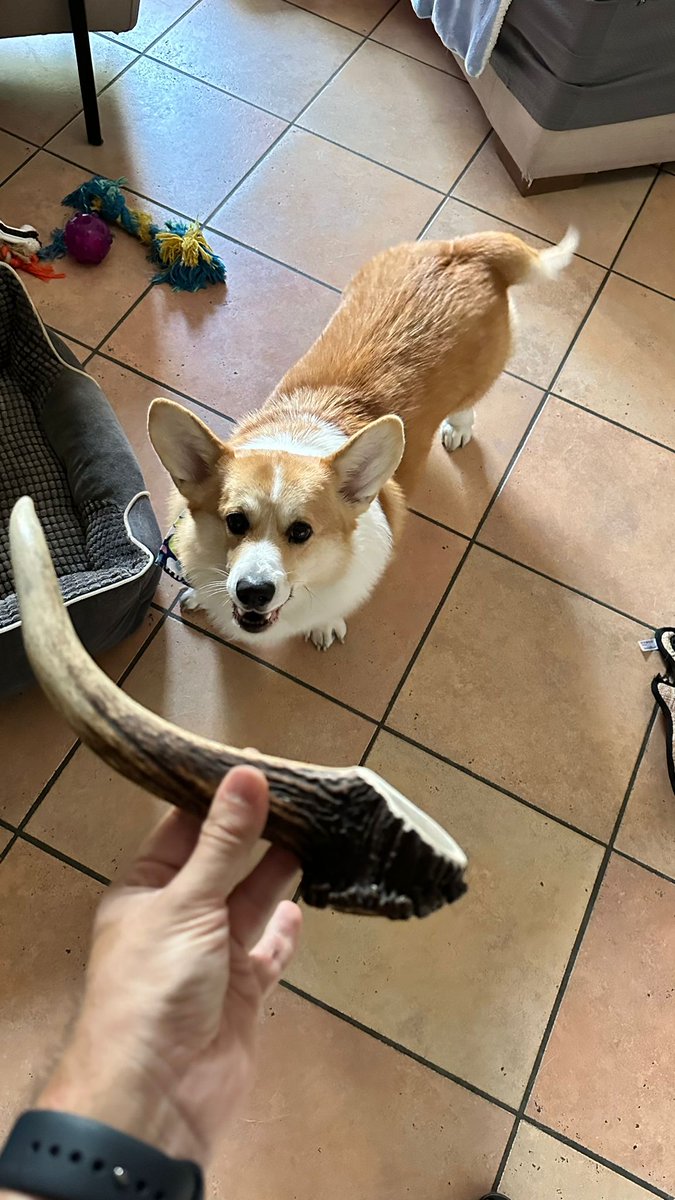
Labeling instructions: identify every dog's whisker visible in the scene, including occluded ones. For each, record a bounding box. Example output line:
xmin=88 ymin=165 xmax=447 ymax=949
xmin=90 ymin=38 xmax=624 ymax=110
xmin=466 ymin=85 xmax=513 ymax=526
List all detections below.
xmin=192 ymin=582 xmax=231 ymax=599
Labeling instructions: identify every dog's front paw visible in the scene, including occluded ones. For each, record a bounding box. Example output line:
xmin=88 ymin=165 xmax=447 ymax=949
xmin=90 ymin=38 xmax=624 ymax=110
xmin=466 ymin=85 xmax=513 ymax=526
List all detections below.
xmin=179 ymin=587 xmax=201 ymax=613
xmin=306 ymin=618 xmax=347 ymax=652
xmin=441 ymin=409 xmax=474 ymax=453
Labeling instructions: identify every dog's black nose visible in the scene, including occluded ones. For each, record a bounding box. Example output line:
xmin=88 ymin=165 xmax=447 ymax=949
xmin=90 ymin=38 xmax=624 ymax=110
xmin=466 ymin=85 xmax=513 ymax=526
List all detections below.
xmin=236 ymin=579 xmax=276 ymax=610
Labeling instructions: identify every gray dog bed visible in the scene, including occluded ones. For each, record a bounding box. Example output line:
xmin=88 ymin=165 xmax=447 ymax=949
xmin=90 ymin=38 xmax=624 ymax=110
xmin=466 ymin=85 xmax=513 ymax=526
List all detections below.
xmin=0 ymin=262 xmax=161 ymax=698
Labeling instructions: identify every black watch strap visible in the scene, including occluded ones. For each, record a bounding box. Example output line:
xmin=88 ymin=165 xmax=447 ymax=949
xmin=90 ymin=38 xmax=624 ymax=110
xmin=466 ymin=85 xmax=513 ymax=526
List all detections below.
xmin=0 ymin=1111 xmax=203 ymax=1200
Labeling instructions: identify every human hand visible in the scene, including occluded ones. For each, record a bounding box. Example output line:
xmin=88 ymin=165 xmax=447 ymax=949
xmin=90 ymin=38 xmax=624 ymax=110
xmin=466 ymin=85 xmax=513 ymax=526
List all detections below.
xmin=37 ymin=767 xmax=302 ymax=1167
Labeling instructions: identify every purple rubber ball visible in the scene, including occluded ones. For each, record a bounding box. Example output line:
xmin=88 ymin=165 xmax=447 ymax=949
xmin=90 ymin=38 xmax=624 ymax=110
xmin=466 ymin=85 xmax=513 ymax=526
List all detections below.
xmin=64 ymin=212 xmax=113 ymax=265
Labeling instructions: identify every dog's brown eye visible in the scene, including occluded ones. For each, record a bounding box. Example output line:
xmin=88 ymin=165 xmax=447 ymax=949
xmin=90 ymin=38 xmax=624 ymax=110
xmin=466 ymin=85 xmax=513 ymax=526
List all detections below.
xmin=226 ymin=512 xmax=249 ymax=536
xmin=287 ymin=521 xmax=312 ymax=544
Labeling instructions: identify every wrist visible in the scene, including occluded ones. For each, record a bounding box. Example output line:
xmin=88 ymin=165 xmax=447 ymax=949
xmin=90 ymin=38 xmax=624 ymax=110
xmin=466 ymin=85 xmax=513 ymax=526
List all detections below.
xmin=36 ymin=1031 xmax=204 ymax=1166
xmin=0 ymin=1112 xmax=203 ymax=1200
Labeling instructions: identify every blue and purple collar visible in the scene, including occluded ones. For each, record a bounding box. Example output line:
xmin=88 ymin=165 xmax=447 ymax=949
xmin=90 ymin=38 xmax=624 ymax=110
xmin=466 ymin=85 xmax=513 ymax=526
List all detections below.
xmin=156 ymin=511 xmax=189 ymax=586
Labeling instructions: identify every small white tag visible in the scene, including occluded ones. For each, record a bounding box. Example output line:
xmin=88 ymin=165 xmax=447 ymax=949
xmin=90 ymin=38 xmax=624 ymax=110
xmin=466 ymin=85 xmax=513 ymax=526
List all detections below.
xmin=639 ymin=637 xmax=658 ymax=652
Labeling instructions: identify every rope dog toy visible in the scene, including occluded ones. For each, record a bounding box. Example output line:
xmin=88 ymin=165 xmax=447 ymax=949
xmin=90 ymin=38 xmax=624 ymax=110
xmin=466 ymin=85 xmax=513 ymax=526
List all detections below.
xmin=40 ymin=175 xmax=226 ymax=293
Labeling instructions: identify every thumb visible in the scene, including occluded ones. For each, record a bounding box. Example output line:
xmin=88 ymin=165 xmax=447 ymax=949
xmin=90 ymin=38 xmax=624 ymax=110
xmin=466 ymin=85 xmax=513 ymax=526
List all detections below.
xmin=171 ymin=766 xmax=269 ymax=905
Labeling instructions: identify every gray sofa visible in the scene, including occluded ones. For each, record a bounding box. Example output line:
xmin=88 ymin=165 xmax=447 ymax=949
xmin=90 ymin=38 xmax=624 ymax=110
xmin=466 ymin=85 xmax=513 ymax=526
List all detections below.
xmin=419 ymin=0 xmax=675 ymax=193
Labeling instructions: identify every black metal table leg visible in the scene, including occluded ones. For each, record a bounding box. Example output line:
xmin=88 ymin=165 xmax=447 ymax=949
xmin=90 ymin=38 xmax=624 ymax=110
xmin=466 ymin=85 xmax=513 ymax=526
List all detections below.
xmin=68 ymin=0 xmax=103 ymax=145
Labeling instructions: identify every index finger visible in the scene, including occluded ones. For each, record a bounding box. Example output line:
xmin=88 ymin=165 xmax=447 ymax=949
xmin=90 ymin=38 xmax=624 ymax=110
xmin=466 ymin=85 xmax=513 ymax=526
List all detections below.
xmin=123 ymin=806 xmax=202 ymax=889
xmin=170 ymin=766 xmax=269 ymax=905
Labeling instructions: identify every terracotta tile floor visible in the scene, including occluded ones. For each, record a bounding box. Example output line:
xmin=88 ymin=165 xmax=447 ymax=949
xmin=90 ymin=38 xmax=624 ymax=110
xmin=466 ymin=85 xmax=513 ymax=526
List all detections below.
xmin=1 ymin=3 xmax=673 ymax=1198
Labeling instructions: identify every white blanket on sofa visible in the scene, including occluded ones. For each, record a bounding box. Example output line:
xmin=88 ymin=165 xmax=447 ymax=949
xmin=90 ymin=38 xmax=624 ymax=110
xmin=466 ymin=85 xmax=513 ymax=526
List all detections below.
xmin=411 ymin=0 xmax=513 ymax=76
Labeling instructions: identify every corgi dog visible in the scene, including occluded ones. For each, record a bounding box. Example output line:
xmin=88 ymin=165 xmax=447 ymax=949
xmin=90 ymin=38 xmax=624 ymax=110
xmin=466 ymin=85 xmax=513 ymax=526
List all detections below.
xmin=148 ymin=229 xmax=577 ymax=650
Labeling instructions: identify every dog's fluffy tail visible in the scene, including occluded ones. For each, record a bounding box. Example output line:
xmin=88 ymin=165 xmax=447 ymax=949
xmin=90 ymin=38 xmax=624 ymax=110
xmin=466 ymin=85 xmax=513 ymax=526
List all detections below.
xmin=455 ymin=226 xmax=579 ymax=288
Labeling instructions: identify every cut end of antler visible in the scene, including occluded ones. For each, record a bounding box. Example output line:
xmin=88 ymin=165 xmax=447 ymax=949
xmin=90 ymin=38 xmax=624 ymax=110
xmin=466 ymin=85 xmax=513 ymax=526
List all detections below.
xmin=299 ymin=767 xmax=467 ymax=918
xmin=9 ymin=495 xmax=468 ymax=919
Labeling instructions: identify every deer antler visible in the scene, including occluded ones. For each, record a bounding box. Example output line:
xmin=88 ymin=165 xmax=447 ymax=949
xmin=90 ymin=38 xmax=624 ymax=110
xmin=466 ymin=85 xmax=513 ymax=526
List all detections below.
xmin=9 ymin=496 xmax=467 ymax=918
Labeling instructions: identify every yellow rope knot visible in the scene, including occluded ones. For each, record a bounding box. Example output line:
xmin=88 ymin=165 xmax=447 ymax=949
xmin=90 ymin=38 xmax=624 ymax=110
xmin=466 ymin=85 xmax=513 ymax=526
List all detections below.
xmin=155 ymin=222 xmax=210 ymax=266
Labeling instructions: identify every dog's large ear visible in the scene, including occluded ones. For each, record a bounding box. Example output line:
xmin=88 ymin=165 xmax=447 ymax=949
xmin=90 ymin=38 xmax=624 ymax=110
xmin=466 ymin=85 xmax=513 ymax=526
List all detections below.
xmin=148 ymin=398 xmax=229 ymax=502
xmin=330 ymin=415 xmax=405 ymax=509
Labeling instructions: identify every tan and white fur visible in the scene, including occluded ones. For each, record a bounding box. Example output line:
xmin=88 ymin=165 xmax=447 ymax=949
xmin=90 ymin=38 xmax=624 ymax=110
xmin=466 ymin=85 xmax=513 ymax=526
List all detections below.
xmin=148 ymin=228 xmax=578 ymax=650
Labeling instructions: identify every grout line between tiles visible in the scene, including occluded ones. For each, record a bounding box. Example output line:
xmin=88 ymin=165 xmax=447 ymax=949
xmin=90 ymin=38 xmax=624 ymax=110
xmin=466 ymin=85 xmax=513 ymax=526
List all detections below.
xmin=202 ymin=229 xmax=341 ymax=293
xmin=548 ymin=170 xmax=661 ymax=395
xmin=284 ymin=0 xmax=402 ymax=38
xmin=0 ymin=126 xmax=40 ymax=149
xmin=521 ymin=1117 xmax=675 ymax=1200
xmin=47 ymin=326 xmax=95 ymax=353
xmin=202 ymin=130 xmax=311 ymax=230
xmin=504 ymin=367 xmax=546 ymax=391
xmin=279 ymin=979 xmax=518 ymax=1116
xmin=199 ymin=0 xmax=402 ymax=227
xmin=611 ymin=268 xmax=675 ymax=306
xmin=282 ymin=0 xmax=359 ymax=31
xmin=409 ymin=506 xmax=656 ymax=632
xmin=455 ymin=169 xmax=660 ymax=524
xmin=89 ymin=282 xmax=156 ymax=360
xmin=7 ymin=741 xmax=83 ymax=852
xmin=472 ymin=338 xmax=600 ymax=525
xmin=612 ymin=848 xmax=675 ymax=890
xmin=164 ymin=609 xmax=378 ymax=726
xmin=407 ymin=508 xmax=470 ymax=539
xmin=442 ymin=194 xmax=611 ymax=269
xmin=473 ymin=542 xmax=656 ymax=632
xmin=101 ymin=0 xmax=208 ymax=56
xmin=378 ymin=726 xmax=608 ymax=848
xmin=293 ymin=123 xmax=445 ymax=193
xmin=0 ymin=833 xmax=19 ymax=865
xmin=114 ymin=610 xmax=172 ymax=687
xmin=553 ymin=393 xmax=675 ymax=459
xmin=356 ymin=535 xmax=474 ymax=767
xmin=41 ymin=41 xmax=144 ymax=151
xmin=354 ymin=385 xmax=554 ymax=768
xmin=11 ymin=611 xmax=169 ymax=837
xmin=368 ymin=36 xmax=465 ymax=82
xmin=491 ymin=703 xmax=660 ymax=1193
xmin=278 ymin=0 xmax=461 ymax=91
xmin=416 ymin=130 xmax=492 ymax=240
xmin=0 ymin=146 xmax=41 ymax=190
xmin=15 ymin=831 xmax=111 ymax=887
xmin=41 ymin=148 xmax=198 ymax=223
xmin=141 ymin=51 xmax=293 ymax=124
xmin=89 ymin=350 xmax=238 ymax=424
